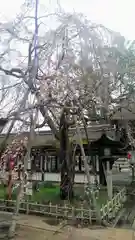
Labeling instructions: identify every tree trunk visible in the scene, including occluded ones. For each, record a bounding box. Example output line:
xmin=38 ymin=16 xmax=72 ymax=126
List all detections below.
xmin=7 ymin=171 xmax=13 ymax=200
xmin=59 ymin=110 xmax=74 ymax=200
xmin=8 ymin=180 xmax=24 ymax=238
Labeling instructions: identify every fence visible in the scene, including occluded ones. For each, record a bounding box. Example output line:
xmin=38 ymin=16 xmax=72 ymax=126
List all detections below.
xmin=100 ymin=187 xmax=127 ymax=220
xmin=0 ymin=187 xmax=126 ymax=223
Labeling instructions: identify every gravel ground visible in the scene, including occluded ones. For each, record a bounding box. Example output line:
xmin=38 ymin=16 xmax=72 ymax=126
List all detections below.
xmin=15 ymin=225 xmax=135 ymax=240
xmin=14 ymin=215 xmax=135 ymax=240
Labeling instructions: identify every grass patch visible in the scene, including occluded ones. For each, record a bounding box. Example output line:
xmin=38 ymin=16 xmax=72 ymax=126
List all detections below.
xmin=0 ymin=183 xmax=61 ymax=203
xmin=97 ymin=189 xmax=108 ymax=206
xmin=0 ymin=183 xmax=111 ymax=208
xmin=30 ymin=185 xmax=60 ymax=203
xmin=0 ymin=186 xmax=6 ymax=198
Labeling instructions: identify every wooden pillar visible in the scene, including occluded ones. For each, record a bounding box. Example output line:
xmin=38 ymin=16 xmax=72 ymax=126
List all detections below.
xmin=95 ymin=156 xmax=99 ymax=185
xmin=96 ymin=156 xmax=99 ymax=172
xmin=44 ymin=155 xmax=47 ymax=172
xmin=106 ymin=161 xmax=112 ymax=200
xmin=40 ymin=155 xmax=44 ymax=181
xmin=99 ymin=160 xmax=106 ymax=186
xmin=27 ymin=156 xmax=31 ymax=170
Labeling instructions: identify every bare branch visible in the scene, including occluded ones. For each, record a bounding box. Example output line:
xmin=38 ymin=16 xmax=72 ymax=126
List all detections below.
xmin=35 ymin=118 xmax=46 ymax=128
xmin=0 ymin=82 xmax=22 ymax=91
xmin=0 ymin=66 xmax=24 ymax=78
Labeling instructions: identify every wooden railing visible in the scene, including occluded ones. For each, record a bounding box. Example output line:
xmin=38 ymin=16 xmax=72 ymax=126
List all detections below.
xmin=0 ymin=199 xmax=96 ymax=223
xmin=0 ymin=187 xmax=126 ymax=223
xmin=100 ymin=187 xmax=127 ymax=220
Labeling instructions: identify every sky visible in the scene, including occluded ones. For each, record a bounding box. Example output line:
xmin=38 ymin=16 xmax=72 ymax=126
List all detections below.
xmin=0 ymin=0 xmax=133 ymax=131
xmin=0 ymin=0 xmax=134 ymax=40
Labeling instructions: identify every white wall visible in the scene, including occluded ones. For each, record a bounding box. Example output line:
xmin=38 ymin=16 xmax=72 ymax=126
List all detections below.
xmin=29 ymin=173 xmax=99 ymax=184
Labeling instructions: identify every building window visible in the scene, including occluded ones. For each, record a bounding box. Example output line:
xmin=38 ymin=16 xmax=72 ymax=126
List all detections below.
xmin=81 ymin=156 xmax=85 ymax=172
xmin=51 ymin=156 xmax=57 ymax=172
xmin=75 ymin=156 xmax=79 ymax=172
xmin=46 ymin=156 xmax=51 ymax=172
xmin=46 ymin=155 xmax=57 ymax=172
xmin=74 ymin=156 xmax=92 ymax=173
xmin=35 ymin=154 xmax=41 ymax=171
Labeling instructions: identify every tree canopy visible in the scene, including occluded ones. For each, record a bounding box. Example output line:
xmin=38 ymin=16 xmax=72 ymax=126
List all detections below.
xmin=0 ymin=1 xmax=134 ymax=138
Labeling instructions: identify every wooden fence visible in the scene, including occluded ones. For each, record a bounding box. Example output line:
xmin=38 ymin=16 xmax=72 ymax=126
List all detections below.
xmin=0 ymin=187 xmax=126 ymax=223
xmin=100 ymin=187 xmax=127 ymax=220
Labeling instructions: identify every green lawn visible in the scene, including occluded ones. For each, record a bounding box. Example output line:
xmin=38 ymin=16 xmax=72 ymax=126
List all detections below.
xmin=0 ymin=186 xmax=6 ymax=198
xmin=0 ymin=183 xmax=61 ymax=203
xmin=0 ymin=183 xmax=109 ymax=207
xmin=97 ymin=189 xmax=109 ymax=206
xmin=29 ymin=185 xmax=60 ymax=203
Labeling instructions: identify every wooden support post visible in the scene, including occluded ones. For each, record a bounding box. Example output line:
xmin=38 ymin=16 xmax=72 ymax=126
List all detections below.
xmin=106 ymin=161 xmax=112 ymax=200
xmin=40 ymin=155 xmax=44 ymax=181
xmin=73 ymin=114 xmax=101 ymax=223
xmin=132 ymin=164 xmax=135 ymax=181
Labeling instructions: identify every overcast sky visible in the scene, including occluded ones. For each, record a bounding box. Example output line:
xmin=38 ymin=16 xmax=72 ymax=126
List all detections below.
xmin=0 ymin=0 xmax=134 ymax=40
